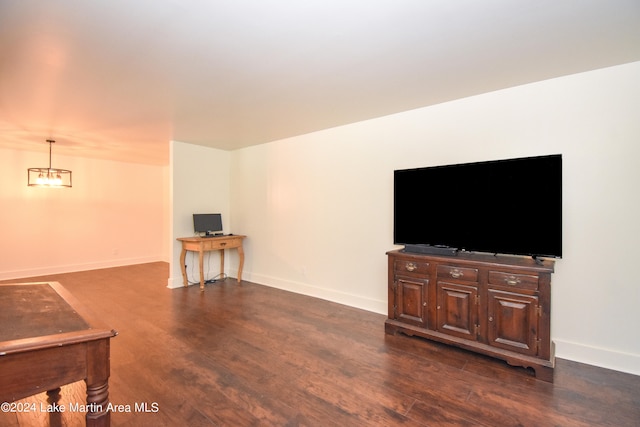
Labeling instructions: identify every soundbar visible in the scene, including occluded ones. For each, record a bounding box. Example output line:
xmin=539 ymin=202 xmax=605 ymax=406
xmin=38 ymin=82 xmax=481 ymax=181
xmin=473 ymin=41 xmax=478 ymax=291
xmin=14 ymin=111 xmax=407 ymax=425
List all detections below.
xmin=403 ymin=244 xmax=458 ymax=256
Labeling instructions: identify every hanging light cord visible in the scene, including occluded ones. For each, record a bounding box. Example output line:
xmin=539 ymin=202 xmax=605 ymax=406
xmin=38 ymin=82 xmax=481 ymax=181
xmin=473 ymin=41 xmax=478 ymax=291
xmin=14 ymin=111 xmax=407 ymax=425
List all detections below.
xmin=47 ymin=139 xmax=55 ymax=169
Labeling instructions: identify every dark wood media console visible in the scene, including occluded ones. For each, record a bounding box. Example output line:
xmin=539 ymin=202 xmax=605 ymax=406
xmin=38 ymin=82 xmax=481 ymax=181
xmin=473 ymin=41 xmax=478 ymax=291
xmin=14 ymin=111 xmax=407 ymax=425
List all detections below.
xmin=385 ymin=249 xmax=555 ymax=382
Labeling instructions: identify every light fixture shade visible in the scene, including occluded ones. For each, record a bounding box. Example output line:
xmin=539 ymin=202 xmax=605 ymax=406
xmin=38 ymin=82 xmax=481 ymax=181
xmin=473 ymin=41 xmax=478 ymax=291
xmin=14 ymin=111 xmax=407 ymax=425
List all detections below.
xmin=28 ymin=167 xmax=72 ymax=187
xmin=27 ymin=139 xmax=73 ymax=188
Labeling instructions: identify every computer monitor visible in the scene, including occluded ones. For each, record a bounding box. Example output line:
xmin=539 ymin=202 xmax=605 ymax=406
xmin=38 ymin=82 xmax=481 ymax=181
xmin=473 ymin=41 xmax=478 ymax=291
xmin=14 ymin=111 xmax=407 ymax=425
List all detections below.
xmin=193 ymin=213 xmax=223 ymax=236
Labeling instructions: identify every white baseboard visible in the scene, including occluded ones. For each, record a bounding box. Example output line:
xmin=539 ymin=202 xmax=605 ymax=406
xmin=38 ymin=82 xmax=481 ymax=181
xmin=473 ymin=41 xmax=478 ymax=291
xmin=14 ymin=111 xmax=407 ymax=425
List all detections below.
xmin=554 ymin=339 xmax=640 ymax=377
xmin=167 ymin=276 xmax=183 ymax=289
xmin=244 ymin=272 xmax=388 ymax=315
xmin=0 ymin=256 xmax=165 ymax=281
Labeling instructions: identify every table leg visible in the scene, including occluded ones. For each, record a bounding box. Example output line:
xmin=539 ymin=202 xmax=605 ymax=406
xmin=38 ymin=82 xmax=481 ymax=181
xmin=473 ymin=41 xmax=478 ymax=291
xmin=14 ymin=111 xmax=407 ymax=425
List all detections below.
xmin=237 ymin=245 xmax=245 ymax=283
xmin=179 ymin=247 xmax=188 ymax=287
xmin=46 ymin=387 xmax=61 ymax=404
xmin=219 ymin=249 xmax=225 ymax=280
xmin=46 ymin=387 xmax=62 ymax=426
xmin=198 ymin=250 xmax=205 ymax=291
xmin=85 ymin=339 xmax=111 ymax=427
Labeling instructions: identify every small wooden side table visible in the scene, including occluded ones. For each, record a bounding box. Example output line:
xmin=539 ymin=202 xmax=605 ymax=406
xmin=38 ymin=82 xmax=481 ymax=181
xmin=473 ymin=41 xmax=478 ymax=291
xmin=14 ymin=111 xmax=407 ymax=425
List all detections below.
xmin=177 ymin=235 xmax=246 ymax=290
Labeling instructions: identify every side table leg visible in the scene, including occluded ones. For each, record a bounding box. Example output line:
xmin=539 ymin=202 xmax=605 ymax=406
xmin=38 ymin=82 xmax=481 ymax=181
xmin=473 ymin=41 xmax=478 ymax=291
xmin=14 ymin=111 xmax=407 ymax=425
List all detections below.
xmin=179 ymin=247 xmax=188 ymax=287
xmin=220 ymin=249 xmax=225 ymax=281
xmin=199 ymin=250 xmax=205 ymax=291
xmin=237 ymin=245 xmax=245 ymax=283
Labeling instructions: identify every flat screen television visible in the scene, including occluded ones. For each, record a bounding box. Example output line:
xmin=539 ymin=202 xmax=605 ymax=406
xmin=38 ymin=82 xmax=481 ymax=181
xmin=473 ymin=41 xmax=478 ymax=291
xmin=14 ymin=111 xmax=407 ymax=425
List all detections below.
xmin=394 ymin=154 xmax=562 ymax=258
xmin=193 ymin=213 xmax=223 ymax=236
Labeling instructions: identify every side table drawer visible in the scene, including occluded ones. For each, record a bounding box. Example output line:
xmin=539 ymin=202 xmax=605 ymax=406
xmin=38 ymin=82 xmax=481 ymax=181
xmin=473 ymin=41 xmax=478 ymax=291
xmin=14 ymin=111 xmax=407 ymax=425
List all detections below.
xmin=202 ymin=238 xmax=242 ymax=251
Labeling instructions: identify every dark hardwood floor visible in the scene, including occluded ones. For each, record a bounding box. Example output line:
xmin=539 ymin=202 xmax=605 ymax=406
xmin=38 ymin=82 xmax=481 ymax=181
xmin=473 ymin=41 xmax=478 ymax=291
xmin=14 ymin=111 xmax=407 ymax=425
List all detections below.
xmin=1 ymin=262 xmax=638 ymax=426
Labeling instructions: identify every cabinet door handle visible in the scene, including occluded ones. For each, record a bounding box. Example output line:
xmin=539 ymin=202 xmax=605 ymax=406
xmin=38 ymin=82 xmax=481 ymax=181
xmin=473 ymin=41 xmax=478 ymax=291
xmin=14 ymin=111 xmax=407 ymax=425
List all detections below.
xmin=450 ymin=269 xmax=463 ymax=278
xmin=505 ymin=276 xmax=520 ymax=286
xmin=405 ymin=262 xmax=417 ymax=272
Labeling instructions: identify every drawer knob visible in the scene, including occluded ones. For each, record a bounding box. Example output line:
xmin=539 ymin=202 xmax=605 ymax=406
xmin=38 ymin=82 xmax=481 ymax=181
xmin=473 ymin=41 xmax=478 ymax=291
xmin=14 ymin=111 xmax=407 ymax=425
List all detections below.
xmin=405 ymin=262 xmax=418 ymax=272
xmin=450 ymin=269 xmax=463 ymax=279
xmin=505 ymin=276 xmax=521 ymax=286
xmin=220 ymin=242 xmax=227 ymax=247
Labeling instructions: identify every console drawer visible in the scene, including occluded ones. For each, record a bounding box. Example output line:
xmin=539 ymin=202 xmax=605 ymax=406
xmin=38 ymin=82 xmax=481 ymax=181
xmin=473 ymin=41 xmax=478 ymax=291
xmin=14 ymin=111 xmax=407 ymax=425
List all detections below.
xmin=395 ymin=259 xmax=430 ymax=275
xmin=437 ymin=265 xmax=478 ymax=282
xmin=488 ymin=271 xmax=539 ymax=291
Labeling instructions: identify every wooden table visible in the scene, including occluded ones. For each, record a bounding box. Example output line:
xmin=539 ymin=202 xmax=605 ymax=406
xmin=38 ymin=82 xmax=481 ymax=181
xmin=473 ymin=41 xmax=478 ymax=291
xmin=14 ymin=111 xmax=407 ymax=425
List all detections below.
xmin=0 ymin=281 xmax=117 ymax=427
xmin=177 ymin=235 xmax=246 ymax=290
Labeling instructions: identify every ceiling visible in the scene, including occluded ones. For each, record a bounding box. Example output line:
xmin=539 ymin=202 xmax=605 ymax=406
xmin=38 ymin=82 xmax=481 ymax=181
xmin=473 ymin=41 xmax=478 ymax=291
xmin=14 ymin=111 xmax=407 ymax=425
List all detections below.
xmin=1 ymin=1 xmax=639 ymax=165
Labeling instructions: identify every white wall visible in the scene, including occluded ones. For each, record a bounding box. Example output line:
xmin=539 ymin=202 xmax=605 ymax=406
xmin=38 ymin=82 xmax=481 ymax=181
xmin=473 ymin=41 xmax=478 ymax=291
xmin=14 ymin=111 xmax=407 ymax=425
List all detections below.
xmin=229 ymin=62 xmax=640 ymax=375
xmin=0 ymin=149 xmax=169 ymax=279
xmin=168 ymin=140 xmax=232 ymax=288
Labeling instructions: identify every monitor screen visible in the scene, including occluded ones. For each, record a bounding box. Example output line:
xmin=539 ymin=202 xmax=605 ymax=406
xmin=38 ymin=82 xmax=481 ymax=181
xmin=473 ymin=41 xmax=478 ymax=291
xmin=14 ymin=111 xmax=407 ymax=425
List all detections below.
xmin=193 ymin=213 xmax=223 ymax=235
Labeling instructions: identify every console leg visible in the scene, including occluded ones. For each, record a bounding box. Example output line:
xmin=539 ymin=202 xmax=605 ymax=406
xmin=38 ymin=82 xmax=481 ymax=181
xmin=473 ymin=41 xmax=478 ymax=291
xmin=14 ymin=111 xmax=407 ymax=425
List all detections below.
xmin=534 ymin=365 xmax=554 ymax=383
xmin=384 ymin=320 xmax=400 ymax=335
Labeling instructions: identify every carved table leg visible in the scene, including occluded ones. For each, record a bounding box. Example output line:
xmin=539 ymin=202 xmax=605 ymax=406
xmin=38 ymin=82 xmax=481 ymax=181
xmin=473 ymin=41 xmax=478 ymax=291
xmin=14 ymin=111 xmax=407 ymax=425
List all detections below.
xmin=46 ymin=387 xmax=62 ymax=427
xmin=85 ymin=381 xmax=110 ymax=426
xmin=85 ymin=339 xmax=112 ymax=427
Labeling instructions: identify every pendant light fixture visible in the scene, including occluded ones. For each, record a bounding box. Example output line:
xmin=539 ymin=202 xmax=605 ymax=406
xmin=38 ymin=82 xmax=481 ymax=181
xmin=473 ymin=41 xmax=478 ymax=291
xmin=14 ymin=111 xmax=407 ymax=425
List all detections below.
xmin=27 ymin=139 xmax=72 ymax=187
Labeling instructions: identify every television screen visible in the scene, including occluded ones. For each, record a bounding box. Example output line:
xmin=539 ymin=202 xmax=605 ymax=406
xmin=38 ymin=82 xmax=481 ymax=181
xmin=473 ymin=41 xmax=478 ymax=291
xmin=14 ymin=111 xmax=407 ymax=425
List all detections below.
xmin=394 ymin=154 xmax=562 ymax=258
xmin=193 ymin=213 xmax=223 ymax=235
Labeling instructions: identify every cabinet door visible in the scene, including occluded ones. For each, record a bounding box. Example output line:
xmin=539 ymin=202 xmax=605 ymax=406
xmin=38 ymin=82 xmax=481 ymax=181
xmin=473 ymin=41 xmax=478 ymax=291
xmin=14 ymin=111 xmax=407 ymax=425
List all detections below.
xmin=395 ymin=277 xmax=428 ymax=327
xmin=436 ymin=281 xmax=478 ymax=340
xmin=488 ymin=289 xmax=539 ymax=356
